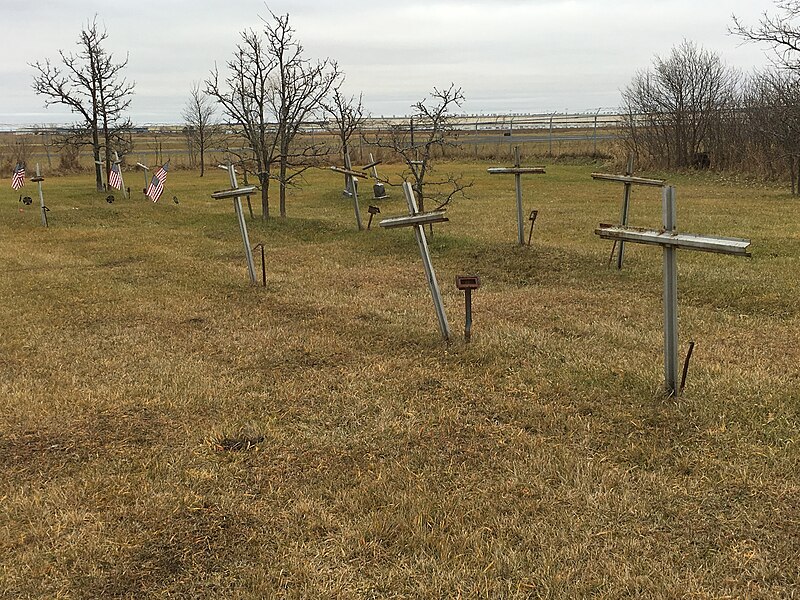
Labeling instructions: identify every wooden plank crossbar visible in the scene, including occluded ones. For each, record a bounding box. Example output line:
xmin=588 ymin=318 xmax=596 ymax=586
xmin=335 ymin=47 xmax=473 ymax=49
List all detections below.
xmin=595 ymin=226 xmax=752 ymax=256
xmin=329 ymin=166 xmax=366 ymax=179
xmin=488 ymin=167 xmax=546 ymax=175
xmin=379 ymin=211 xmax=448 ymax=229
xmin=594 ymin=185 xmax=752 ymax=396
xmin=487 ymin=146 xmax=546 ymax=245
xmin=591 ymin=173 xmax=665 ymax=187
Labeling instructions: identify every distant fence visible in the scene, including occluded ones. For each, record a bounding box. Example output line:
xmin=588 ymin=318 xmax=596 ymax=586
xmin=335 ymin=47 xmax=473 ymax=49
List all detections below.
xmin=0 ymin=110 xmax=624 ymax=171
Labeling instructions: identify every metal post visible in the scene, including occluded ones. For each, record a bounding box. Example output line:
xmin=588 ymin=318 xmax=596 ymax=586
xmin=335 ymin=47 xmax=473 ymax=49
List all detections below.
xmin=464 ymin=288 xmax=473 ymax=343
xmin=514 ymin=146 xmax=524 ymax=246
xmin=34 ymin=163 xmax=48 ymax=227
xmin=227 ymin=164 xmax=257 ymax=284
xmin=403 ymin=182 xmax=451 ymax=341
xmin=663 ymin=186 xmax=679 ymax=396
xmin=617 ymin=154 xmax=635 ymax=269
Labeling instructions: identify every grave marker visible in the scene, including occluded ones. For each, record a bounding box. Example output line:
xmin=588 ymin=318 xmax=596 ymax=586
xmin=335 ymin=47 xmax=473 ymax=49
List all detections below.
xmin=488 ymin=146 xmax=545 ymax=245
xmin=380 ymin=181 xmax=451 ymax=341
xmin=330 ymin=165 xmax=365 ymax=231
xmin=211 ymin=163 xmax=258 ymax=284
xmin=591 ymin=156 xmax=665 ymax=269
xmin=136 ymin=162 xmax=150 ymax=195
xmin=595 ymin=186 xmax=751 ymax=396
xmin=31 ymin=163 xmax=48 ymax=227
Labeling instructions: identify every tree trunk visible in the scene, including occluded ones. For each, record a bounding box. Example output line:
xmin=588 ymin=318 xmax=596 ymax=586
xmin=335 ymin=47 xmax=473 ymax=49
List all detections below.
xmin=279 ymin=159 xmax=287 ymax=218
xmin=92 ymin=127 xmax=103 ymax=191
xmin=260 ymin=171 xmax=270 ymax=219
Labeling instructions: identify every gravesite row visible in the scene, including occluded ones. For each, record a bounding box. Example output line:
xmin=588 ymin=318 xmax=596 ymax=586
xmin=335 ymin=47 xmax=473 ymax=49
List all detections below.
xmin=7 ymin=147 xmax=753 ymax=398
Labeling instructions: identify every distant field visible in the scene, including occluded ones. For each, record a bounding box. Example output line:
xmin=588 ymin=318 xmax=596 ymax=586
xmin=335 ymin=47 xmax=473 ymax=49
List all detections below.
xmin=1 ymin=161 xmax=798 ymax=597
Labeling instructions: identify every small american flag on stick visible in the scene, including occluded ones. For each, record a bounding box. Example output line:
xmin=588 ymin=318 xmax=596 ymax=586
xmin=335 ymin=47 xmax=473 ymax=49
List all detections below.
xmin=146 ymin=162 xmax=169 ymax=202
xmin=11 ymin=163 xmax=25 ymax=190
xmin=108 ymin=162 xmax=123 ymax=191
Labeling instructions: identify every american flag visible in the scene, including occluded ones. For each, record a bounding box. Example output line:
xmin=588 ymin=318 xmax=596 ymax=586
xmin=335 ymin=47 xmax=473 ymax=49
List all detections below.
xmin=146 ymin=162 xmax=169 ymax=202
xmin=11 ymin=163 xmax=25 ymax=190
xmin=108 ymin=162 xmax=123 ymax=191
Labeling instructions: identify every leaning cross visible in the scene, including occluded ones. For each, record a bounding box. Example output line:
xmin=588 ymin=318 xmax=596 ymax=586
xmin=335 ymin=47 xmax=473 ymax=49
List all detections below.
xmin=211 ymin=163 xmax=258 ymax=284
xmin=380 ymin=181 xmax=451 ymax=341
xmin=30 ymin=163 xmax=49 ymax=227
xmin=591 ymin=156 xmax=665 ymax=269
xmin=488 ymin=146 xmax=546 ymax=245
xmin=330 ymin=165 xmax=365 ymax=231
xmin=595 ymin=185 xmax=751 ymax=396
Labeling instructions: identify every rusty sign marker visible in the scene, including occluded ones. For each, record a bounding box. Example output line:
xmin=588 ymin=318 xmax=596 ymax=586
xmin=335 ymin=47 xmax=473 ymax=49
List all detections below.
xmin=456 ymin=276 xmax=481 ymax=344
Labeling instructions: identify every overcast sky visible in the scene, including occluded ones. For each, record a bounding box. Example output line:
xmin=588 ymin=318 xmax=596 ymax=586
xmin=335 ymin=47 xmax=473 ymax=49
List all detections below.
xmin=0 ymin=0 xmax=780 ymax=126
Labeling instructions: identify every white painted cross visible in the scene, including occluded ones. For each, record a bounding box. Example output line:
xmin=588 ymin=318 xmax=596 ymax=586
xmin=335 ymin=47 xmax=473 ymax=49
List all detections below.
xmin=595 ymin=185 xmax=751 ymax=396
xmin=591 ymin=156 xmax=665 ymax=269
xmin=488 ymin=146 xmax=546 ymax=245
xmin=211 ymin=163 xmax=258 ymax=284
xmin=380 ymin=181 xmax=451 ymax=341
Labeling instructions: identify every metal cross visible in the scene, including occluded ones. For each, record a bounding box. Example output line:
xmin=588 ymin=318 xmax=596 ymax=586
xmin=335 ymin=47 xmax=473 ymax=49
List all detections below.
xmin=30 ymin=163 xmax=48 ymax=227
xmin=330 ymin=165 xmax=365 ymax=231
xmin=488 ymin=146 xmax=546 ymax=245
xmin=591 ymin=156 xmax=665 ymax=269
xmin=595 ymin=185 xmax=751 ymax=396
xmin=136 ymin=162 xmax=150 ymax=196
xmin=380 ymin=181 xmax=451 ymax=341
xmin=211 ymin=163 xmax=258 ymax=284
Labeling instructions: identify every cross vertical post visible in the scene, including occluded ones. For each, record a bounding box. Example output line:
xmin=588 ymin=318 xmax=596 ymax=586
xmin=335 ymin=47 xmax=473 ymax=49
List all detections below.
xmin=514 ymin=146 xmax=524 ymax=246
xmin=662 ymin=186 xmax=679 ymax=395
xmin=227 ymin=163 xmax=257 ymax=284
xmin=617 ymin=154 xmax=634 ymax=269
xmin=33 ymin=163 xmax=48 ymax=227
xmin=403 ymin=182 xmax=450 ymax=341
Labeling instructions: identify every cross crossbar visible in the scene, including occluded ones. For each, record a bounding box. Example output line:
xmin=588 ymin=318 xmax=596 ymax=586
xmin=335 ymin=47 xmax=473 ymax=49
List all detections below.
xmin=379 ymin=211 xmax=448 ymax=229
xmin=211 ymin=186 xmax=257 ymax=199
xmin=591 ymin=173 xmax=665 ymax=187
xmin=330 ymin=166 xmax=367 ymax=179
xmin=488 ymin=167 xmax=546 ymax=175
xmin=595 ymin=225 xmax=751 ymax=256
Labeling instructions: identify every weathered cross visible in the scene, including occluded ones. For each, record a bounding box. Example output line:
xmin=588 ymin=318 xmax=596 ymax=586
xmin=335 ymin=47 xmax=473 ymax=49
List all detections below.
xmin=591 ymin=156 xmax=665 ymax=269
xmin=135 ymin=162 xmax=150 ymax=196
xmin=380 ymin=181 xmax=451 ymax=341
xmin=330 ymin=165 xmax=365 ymax=231
xmin=30 ymin=163 xmax=49 ymax=227
xmin=211 ymin=163 xmax=258 ymax=284
xmin=365 ymin=152 xmax=388 ymax=200
xmin=595 ymin=185 xmax=751 ymax=396
xmin=488 ymin=146 xmax=546 ymax=245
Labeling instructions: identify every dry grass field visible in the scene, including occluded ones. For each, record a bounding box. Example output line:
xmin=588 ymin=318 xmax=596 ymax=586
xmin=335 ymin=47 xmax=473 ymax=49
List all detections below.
xmin=1 ymin=160 xmax=798 ymax=598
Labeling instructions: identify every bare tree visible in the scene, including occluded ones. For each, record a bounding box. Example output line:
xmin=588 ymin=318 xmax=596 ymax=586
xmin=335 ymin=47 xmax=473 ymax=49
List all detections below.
xmin=31 ymin=16 xmax=133 ymax=190
xmin=368 ymin=84 xmax=471 ymax=213
xmin=182 ymin=82 xmax=217 ymax=176
xmin=743 ymin=69 xmax=800 ymax=193
xmin=732 ymin=1 xmax=800 ymax=70
xmin=206 ymin=29 xmax=279 ymax=219
xmin=323 ymin=86 xmax=366 ymax=188
xmin=621 ymin=41 xmax=738 ymax=169
xmin=264 ymin=10 xmax=342 ymax=218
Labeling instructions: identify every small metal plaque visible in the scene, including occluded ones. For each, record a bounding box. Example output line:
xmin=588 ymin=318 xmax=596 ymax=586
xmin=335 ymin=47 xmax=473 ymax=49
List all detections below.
xmin=368 ymin=205 xmax=381 ymax=215
xmin=455 ymin=275 xmax=481 ymax=290
xmin=31 ymin=176 xmax=45 ymax=183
